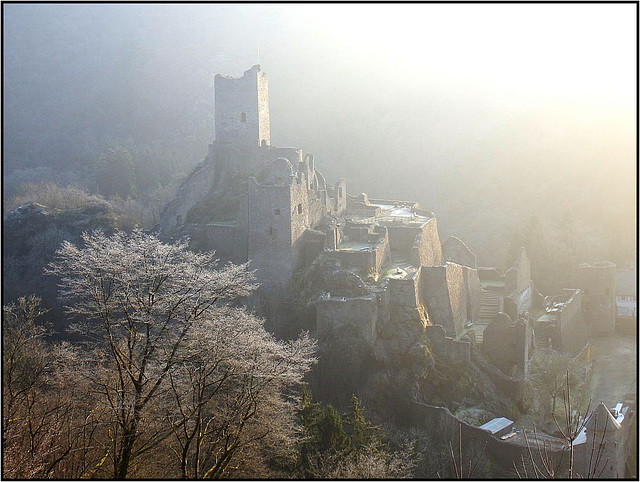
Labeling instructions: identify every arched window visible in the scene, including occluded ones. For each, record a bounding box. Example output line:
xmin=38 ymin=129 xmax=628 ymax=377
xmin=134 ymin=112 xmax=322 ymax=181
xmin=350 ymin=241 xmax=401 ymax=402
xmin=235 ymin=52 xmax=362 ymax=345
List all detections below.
xmin=240 ymin=112 xmax=247 ymax=122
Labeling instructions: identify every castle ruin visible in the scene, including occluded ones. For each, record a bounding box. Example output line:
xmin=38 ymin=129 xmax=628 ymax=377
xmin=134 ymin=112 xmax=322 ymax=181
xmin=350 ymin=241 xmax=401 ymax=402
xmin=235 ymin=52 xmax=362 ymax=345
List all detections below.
xmin=160 ymin=64 xmax=619 ymax=395
xmin=157 ymin=65 xmax=634 ymax=476
xmin=160 ymin=64 xmax=536 ymax=365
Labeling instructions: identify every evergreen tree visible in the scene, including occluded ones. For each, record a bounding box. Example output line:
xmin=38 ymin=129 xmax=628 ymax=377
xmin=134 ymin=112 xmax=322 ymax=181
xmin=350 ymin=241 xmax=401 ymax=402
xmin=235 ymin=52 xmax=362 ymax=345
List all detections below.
xmin=344 ymin=394 xmax=382 ymax=450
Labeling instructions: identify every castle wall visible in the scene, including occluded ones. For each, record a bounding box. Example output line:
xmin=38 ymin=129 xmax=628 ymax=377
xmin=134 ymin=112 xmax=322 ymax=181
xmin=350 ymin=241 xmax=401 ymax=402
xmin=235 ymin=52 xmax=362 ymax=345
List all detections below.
xmin=386 ymin=225 xmax=423 ymax=253
xmin=385 ymin=218 xmax=442 ymax=267
xmin=347 ymin=196 xmax=381 ymax=216
xmin=289 ymin=177 xmax=310 ymax=248
xmin=576 ymin=261 xmax=617 ymax=334
xmin=420 ymin=264 xmax=467 ymax=337
xmin=302 ymin=229 xmax=326 ymax=268
xmin=405 ymin=402 xmax=558 ymax=475
xmin=333 ymin=178 xmax=347 ymax=216
xmin=247 ymin=178 xmax=295 ymax=292
xmin=387 ymin=272 xmax=429 ymax=337
xmin=307 ymin=190 xmax=326 ymax=228
xmin=557 ymin=289 xmax=586 ymax=353
xmin=160 ymin=155 xmax=219 ymax=233
xmin=331 ymin=234 xmax=389 ymax=280
xmin=425 ymin=324 xmax=470 ymax=364
xmin=483 ymin=313 xmax=533 ymax=376
xmin=462 ymin=265 xmax=482 ymax=322
xmin=442 ymin=236 xmax=478 ymax=269
xmin=256 ymin=67 xmax=270 ymax=146
xmin=263 ymin=146 xmax=302 ymax=165
xmin=316 ymin=294 xmax=378 ymax=344
xmin=483 ymin=313 xmax=517 ymax=373
xmin=413 ymin=218 xmax=443 ymax=267
xmin=186 ymin=223 xmax=244 ymax=264
xmin=538 ymin=289 xmax=586 ymax=353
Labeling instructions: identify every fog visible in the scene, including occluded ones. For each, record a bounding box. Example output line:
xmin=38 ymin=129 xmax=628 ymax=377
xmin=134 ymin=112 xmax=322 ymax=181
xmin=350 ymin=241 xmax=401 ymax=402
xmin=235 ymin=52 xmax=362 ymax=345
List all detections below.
xmin=3 ymin=3 xmax=636 ymax=267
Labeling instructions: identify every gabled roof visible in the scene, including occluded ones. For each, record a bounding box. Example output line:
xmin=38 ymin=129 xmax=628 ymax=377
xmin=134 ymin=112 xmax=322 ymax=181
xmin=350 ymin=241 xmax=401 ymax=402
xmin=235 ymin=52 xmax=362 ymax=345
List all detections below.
xmin=584 ymin=402 xmax=621 ymax=432
xmin=479 ymin=417 xmax=513 ymax=434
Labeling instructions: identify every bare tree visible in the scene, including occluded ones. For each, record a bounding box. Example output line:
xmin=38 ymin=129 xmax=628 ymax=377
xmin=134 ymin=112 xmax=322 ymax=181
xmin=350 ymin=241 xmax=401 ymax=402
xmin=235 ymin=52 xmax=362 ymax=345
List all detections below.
xmin=47 ymin=228 xmax=313 ymax=478
xmin=448 ymin=424 xmax=488 ymax=479
xmin=2 ymin=296 xmax=53 ymax=478
xmin=2 ymin=296 xmax=98 ymax=479
xmin=163 ymin=307 xmax=315 ymax=478
xmin=529 ymin=348 xmax=579 ymax=421
xmin=514 ymin=371 xmax=610 ymax=479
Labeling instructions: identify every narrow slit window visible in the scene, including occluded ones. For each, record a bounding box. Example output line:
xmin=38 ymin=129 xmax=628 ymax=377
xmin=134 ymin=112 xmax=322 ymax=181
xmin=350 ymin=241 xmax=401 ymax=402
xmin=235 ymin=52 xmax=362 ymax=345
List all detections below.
xmin=297 ymin=204 xmax=303 ymax=214
xmin=241 ymin=112 xmax=247 ymax=123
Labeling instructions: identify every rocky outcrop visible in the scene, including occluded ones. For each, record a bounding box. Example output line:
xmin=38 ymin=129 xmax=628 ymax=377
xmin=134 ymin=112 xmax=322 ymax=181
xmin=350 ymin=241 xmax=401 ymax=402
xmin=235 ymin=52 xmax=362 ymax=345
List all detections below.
xmin=3 ymin=201 xmax=117 ymax=257
xmin=3 ymin=201 xmax=119 ymax=334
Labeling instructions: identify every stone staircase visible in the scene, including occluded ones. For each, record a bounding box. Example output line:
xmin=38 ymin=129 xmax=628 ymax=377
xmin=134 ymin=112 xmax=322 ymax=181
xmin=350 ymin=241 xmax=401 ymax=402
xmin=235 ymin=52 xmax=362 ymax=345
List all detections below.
xmin=474 ymin=287 xmax=503 ymax=344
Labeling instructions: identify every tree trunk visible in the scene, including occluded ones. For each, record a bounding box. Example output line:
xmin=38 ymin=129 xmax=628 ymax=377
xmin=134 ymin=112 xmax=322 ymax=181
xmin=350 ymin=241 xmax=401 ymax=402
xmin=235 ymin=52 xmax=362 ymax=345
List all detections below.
xmin=116 ymin=427 xmax=136 ymax=479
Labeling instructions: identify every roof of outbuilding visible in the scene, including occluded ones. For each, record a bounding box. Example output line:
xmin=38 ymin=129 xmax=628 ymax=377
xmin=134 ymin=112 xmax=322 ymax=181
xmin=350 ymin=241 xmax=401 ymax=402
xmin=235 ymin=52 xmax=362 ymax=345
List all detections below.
xmin=584 ymin=402 xmax=621 ymax=431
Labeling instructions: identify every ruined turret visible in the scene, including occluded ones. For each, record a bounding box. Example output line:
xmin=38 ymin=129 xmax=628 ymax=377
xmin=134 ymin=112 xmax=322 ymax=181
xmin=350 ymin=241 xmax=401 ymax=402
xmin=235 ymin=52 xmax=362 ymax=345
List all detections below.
xmin=214 ymin=64 xmax=270 ymax=146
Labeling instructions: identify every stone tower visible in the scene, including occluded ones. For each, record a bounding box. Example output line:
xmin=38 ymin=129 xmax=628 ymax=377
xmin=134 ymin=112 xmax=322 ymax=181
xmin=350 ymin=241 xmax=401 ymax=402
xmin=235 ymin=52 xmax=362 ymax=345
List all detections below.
xmin=575 ymin=261 xmax=617 ymax=334
xmin=214 ymin=64 xmax=270 ymax=146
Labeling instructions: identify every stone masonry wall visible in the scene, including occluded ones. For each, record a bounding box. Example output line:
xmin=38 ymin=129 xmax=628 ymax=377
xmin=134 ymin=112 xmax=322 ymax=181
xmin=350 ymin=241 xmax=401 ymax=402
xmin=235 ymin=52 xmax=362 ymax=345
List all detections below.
xmin=425 ymin=324 xmax=470 ymax=364
xmin=160 ymin=155 xmax=218 ymax=233
xmin=386 ymin=272 xmax=429 ymax=340
xmin=414 ymin=218 xmax=443 ymax=267
xmin=256 ymin=66 xmax=270 ymax=146
xmin=330 ymin=228 xmax=389 ymax=279
xmin=576 ymin=261 xmax=617 ymax=334
xmin=316 ymin=294 xmax=378 ymax=344
xmin=462 ymin=265 xmax=481 ymax=322
xmin=445 ymin=263 xmax=468 ymax=334
xmin=247 ymin=178 xmax=294 ymax=292
xmin=442 ymin=236 xmax=478 ymax=269
xmin=405 ymin=402 xmax=558 ymax=475
xmin=185 ymin=223 xmax=243 ymax=264
xmin=330 ymin=238 xmax=389 ymax=280
xmin=334 ymin=178 xmax=347 ymax=215
xmin=557 ymin=289 xmax=587 ymax=353
xmin=386 ymin=225 xmax=423 ymax=253
xmin=214 ymin=65 xmax=269 ymax=146
xmin=420 ymin=264 xmax=467 ymax=337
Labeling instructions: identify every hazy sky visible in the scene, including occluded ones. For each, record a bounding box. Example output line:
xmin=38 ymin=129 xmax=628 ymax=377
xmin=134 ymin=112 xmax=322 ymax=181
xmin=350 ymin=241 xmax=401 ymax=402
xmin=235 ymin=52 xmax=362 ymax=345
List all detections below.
xmin=290 ymin=4 xmax=636 ymax=107
xmin=4 ymin=3 xmax=634 ymax=147
xmin=2 ymin=3 xmax=636 ymax=265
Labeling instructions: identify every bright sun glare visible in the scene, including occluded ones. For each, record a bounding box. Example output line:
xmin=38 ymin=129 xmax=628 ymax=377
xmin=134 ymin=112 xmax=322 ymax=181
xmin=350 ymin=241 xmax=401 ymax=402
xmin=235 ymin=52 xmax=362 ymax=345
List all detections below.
xmin=288 ymin=4 xmax=635 ymax=109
